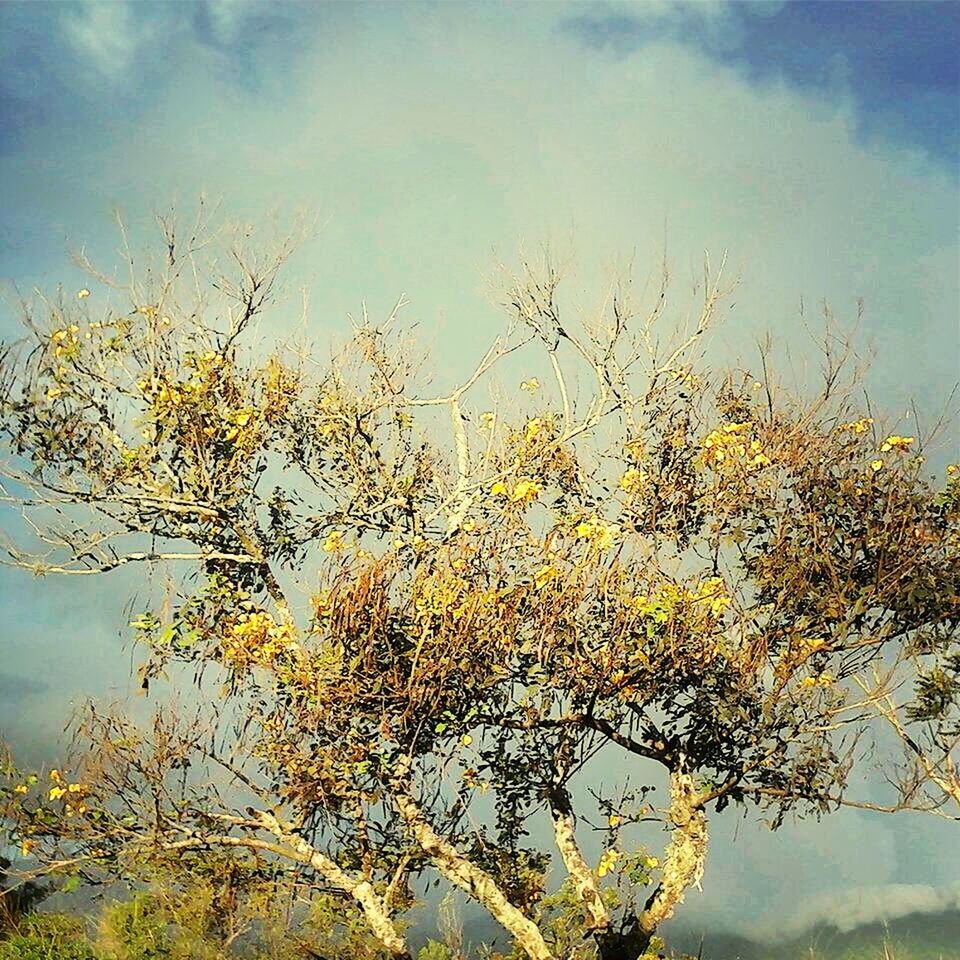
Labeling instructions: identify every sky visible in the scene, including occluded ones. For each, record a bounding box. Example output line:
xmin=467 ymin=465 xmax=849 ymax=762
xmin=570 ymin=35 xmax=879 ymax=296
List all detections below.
xmin=0 ymin=0 xmax=958 ymax=942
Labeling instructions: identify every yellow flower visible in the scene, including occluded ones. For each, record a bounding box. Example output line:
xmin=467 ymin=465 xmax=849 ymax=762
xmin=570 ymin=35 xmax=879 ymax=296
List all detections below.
xmin=695 ymin=576 xmax=731 ymax=617
xmin=461 ymin=734 xmax=473 ymax=747
xmin=597 ymin=848 xmax=621 ymax=878
xmin=870 ymin=459 xmax=884 ymax=472
xmin=533 ymin=563 xmax=561 ymax=590
xmin=520 ymin=378 xmax=541 ymax=392
xmin=574 ymin=517 xmax=619 ymax=551
xmin=880 ymin=435 xmax=914 ymax=453
xmin=13 ymin=784 xmax=28 ymax=795
xmin=490 ymin=480 xmax=508 ymax=497
xmin=524 ymin=418 xmax=542 ymax=441
xmin=49 ymin=786 xmax=66 ymax=801
xmin=509 ymin=477 xmax=542 ymax=502
xmin=77 ymin=288 xmax=90 ymax=299
xmin=703 ymin=422 xmax=768 ymax=471
xmin=618 ymin=468 xmax=648 ymax=493
xmin=624 ymin=438 xmax=646 ymax=460
xmin=322 ymin=530 xmax=345 ymax=553
xmin=843 ymin=417 xmax=873 ymax=435
xmin=20 ymin=839 xmax=36 ymax=857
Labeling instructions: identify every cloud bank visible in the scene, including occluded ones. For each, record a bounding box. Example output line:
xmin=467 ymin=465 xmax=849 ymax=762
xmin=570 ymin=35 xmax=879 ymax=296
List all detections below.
xmin=751 ymin=882 xmax=960 ymax=941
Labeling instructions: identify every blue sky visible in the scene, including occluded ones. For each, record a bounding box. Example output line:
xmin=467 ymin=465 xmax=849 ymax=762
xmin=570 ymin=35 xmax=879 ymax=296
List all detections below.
xmin=1 ymin=0 xmax=958 ymax=940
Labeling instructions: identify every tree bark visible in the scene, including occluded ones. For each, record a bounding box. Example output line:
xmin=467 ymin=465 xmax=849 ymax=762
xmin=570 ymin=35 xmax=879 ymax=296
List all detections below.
xmin=392 ymin=789 xmax=554 ymax=960
xmin=635 ymin=771 xmax=708 ymax=952
xmin=257 ymin=812 xmax=412 ymax=959
xmin=548 ymin=786 xmax=610 ymax=932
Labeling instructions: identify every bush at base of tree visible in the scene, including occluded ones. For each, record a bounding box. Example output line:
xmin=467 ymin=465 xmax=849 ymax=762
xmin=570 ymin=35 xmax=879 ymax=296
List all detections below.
xmin=0 ymin=913 xmax=96 ymax=960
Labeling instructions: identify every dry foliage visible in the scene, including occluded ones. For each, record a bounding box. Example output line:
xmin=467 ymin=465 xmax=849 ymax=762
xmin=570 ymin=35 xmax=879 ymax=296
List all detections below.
xmin=1 ymin=210 xmax=957 ymax=960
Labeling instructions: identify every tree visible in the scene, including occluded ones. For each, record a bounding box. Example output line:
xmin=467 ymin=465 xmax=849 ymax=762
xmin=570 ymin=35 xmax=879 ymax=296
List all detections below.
xmin=1 ymin=211 xmax=957 ymax=960
xmin=854 ymin=469 xmax=960 ymax=817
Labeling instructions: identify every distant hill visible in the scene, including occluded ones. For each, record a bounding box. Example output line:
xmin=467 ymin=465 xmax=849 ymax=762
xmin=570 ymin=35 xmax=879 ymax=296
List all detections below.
xmin=669 ymin=908 xmax=960 ymax=959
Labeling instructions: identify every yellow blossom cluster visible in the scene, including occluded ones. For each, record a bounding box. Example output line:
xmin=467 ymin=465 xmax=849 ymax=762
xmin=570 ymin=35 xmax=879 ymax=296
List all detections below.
xmin=573 ymin=516 xmax=620 ymax=551
xmin=220 ymin=408 xmax=255 ymax=444
xmin=505 ymin=416 xmax=553 ymax=448
xmin=691 ymin=576 xmax=733 ymax=618
xmin=624 ymin=437 xmax=646 ymax=461
xmin=411 ymin=569 xmax=502 ymax=623
xmin=186 ymin=350 xmax=223 ymax=377
xmin=533 ymin=561 xmax=563 ymax=591
xmin=47 ymin=769 xmax=88 ymax=816
xmin=524 ymin=418 xmax=543 ymax=441
xmin=49 ymin=325 xmax=81 ymax=365
xmin=628 ymin=576 xmax=731 ymax=622
xmin=618 ymin=467 xmax=649 ymax=494
xmin=880 ymin=435 xmax=914 ymax=453
xmin=841 ymin=417 xmax=874 ymax=435
xmin=322 ymin=530 xmax=346 ymax=552
xmin=221 ymin=611 xmax=297 ymax=669
xmin=597 ymin=847 xmax=620 ymax=878
xmin=136 ymin=353 xmax=261 ymax=447
xmin=490 ymin=476 xmax=542 ymax=504
xmin=800 ymin=672 xmax=834 ymax=689
xmin=702 ymin=422 xmax=770 ymax=470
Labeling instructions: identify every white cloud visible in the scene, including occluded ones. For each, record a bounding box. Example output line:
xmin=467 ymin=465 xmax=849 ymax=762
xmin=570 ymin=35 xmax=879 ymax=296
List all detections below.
xmin=756 ymin=882 xmax=960 ymax=940
xmin=59 ymin=1 xmax=152 ymax=81
xmin=204 ymin=0 xmax=261 ymax=45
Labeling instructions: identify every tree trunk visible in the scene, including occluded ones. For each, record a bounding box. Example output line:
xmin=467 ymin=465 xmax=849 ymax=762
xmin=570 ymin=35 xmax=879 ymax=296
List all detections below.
xmin=392 ymin=789 xmax=555 ymax=960
xmin=593 ymin=771 xmax=708 ymax=959
xmin=258 ymin=812 xmax=413 ymax=959
xmin=548 ymin=787 xmax=610 ymax=931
